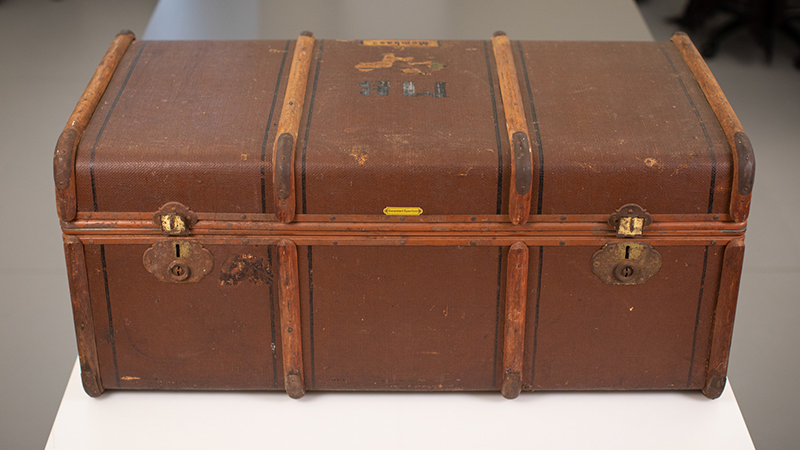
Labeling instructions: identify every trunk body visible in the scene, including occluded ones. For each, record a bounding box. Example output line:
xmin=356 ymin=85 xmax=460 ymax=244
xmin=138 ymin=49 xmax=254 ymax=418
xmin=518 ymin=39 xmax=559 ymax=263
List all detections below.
xmin=56 ymin=33 xmax=751 ymax=399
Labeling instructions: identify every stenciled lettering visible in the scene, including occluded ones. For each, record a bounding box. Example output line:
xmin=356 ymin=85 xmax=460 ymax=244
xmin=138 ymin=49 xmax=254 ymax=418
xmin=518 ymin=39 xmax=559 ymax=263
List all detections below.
xmin=359 ymin=81 xmax=447 ymax=98
xmin=359 ymin=80 xmax=390 ymax=96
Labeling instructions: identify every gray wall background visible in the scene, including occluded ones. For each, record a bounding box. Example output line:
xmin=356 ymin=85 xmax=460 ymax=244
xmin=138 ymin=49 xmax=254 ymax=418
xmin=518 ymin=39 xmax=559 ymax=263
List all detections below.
xmin=1 ymin=0 xmax=798 ymax=448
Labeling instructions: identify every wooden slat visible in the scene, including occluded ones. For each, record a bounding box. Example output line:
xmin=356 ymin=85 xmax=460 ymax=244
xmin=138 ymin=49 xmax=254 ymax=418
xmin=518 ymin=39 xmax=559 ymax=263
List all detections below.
xmin=703 ymin=238 xmax=745 ymax=399
xmin=54 ymin=31 xmax=136 ymax=222
xmin=501 ymin=242 xmax=529 ymax=398
xmin=273 ymin=32 xmax=315 ymax=224
xmin=277 ymin=239 xmax=305 ymax=398
xmin=63 ymin=236 xmax=104 ymax=397
xmin=491 ymin=32 xmax=533 ymax=225
xmin=670 ymin=32 xmax=754 ymax=223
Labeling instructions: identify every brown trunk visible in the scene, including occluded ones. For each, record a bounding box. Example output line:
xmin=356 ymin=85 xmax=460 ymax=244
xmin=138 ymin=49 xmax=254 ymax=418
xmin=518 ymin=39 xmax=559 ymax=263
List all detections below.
xmin=56 ymin=32 xmax=752 ymax=399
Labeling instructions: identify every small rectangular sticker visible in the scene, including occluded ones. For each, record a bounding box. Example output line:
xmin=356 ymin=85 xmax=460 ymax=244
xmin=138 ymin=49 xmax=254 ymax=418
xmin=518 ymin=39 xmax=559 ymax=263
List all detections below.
xmin=383 ymin=207 xmax=423 ymax=216
xmin=361 ymin=40 xmax=439 ymax=48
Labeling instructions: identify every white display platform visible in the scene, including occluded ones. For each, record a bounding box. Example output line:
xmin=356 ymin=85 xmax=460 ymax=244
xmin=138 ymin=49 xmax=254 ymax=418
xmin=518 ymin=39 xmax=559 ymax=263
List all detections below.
xmin=46 ymin=358 xmax=754 ymax=449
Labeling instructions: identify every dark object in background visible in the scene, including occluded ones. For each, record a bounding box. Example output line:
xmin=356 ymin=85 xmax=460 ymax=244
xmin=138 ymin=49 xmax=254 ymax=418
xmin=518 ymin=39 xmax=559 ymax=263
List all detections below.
xmin=55 ymin=31 xmax=754 ymax=400
xmin=673 ymin=0 xmax=800 ymax=67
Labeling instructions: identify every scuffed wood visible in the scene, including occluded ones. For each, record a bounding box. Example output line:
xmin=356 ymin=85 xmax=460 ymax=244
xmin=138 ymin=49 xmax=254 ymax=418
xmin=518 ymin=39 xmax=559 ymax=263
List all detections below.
xmin=670 ymin=32 xmax=753 ymax=223
xmin=273 ymin=32 xmax=315 ymax=224
xmin=55 ymin=31 xmax=135 ymax=222
xmin=502 ymin=242 xmax=529 ymax=398
xmin=703 ymin=238 xmax=745 ymax=399
xmin=492 ymin=32 xmax=533 ymax=225
xmin=278 ymin=239 xmax=305 ymax=398
xmin=63 ymin=236 xmax=104 ymax=397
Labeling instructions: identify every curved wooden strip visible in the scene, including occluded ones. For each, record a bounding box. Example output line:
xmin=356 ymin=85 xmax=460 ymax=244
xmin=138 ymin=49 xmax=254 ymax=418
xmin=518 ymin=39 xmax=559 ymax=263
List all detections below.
xmin=273 ymin=32 xmax=316 ymax=224
xmin=491 ymin=32 xmax=533 ymax=225
xmin=670 ymin=32 xmax=754 ymax=223
xmin=54 ymin=30 xmax=136 ymax=222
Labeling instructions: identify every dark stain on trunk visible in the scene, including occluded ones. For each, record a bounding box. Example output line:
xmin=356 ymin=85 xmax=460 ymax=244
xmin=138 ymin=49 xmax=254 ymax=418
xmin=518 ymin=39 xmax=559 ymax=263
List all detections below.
xmin=220 ymin=254 xmax=272 ymax=286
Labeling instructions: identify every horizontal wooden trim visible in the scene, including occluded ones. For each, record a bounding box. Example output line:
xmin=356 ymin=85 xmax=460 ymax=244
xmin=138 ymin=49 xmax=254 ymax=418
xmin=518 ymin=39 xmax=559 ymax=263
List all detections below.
xmin=64 ymin=234 xmax=739 ymax=248
xmin=62 ymin=218 xmax=747 ymax=237
xmin=71 ymin=212 xmax=737 ymax=224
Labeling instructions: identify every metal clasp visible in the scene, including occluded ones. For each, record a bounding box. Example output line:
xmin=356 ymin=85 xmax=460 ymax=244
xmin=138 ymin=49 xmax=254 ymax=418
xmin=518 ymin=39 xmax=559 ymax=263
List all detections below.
xmin=153 ymin=202 xmax=197 ymax=236
xmin=608 ymin=204 xmax=652 ymax=238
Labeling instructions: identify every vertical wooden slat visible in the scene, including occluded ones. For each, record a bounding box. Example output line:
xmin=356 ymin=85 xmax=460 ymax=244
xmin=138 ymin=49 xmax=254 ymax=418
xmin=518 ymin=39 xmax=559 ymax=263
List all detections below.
xmin=54 ymin=31 xmax=136 ymax=222
xmin=703 ymin=238 xmax=745 ymax=399
xmin=502 ymin=242 xmax=529 ymax=398
xmin=63 ymin=236 xmax=104 ymax=397
xmin=278 ymin=239 xmax=305 ymax=398
xmin=273 ymin=32 xmax=315 ymax=224
xmin=492 ymin=32 xmax=533 ymax=225
xmin=670 ymin=32 xmax=754 ymax=223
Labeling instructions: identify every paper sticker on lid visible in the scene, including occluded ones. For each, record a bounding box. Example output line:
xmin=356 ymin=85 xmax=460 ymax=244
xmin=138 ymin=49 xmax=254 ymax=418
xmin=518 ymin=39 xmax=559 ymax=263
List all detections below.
xmin=361 ymin=40 xmax=439 ymax=48
xmin=383 ymin=207 xmax=423 ymax=216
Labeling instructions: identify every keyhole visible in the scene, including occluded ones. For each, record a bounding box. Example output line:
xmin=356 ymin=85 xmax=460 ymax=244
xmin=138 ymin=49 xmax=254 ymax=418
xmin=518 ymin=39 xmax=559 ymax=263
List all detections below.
xmin=167 ymin=261 xmax=190 ymax=281
xmin=625 ymin=245 xmax=631 ymax=259
xmin=621 ymin=265 xmax=634 ymax=278
xmin=175 ymin=243 xmax=181 ymax=258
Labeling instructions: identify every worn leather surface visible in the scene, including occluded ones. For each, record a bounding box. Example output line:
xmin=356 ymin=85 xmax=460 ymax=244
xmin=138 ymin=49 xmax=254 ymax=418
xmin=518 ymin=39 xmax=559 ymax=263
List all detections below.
xmin=74 ymin=39 xmax=732 ymax=218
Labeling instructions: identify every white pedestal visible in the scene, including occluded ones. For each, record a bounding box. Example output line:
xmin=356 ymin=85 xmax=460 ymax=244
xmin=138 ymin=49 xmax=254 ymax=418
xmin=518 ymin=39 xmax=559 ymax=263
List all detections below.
xmin=46 ymin=358 xmax=754 ymax=449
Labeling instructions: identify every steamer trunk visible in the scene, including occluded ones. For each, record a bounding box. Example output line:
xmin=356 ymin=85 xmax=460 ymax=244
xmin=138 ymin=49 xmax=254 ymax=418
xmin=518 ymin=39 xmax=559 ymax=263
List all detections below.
xmin=55 ymin=31 xmax=753 ymax=399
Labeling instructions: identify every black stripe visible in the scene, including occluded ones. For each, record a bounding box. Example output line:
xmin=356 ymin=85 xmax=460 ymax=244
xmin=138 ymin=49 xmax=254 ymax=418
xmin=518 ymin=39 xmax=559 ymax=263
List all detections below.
xmin=90 ymin=43 xmax=147 ymax=212
xmin=301 ymin=40 xmax=325 ymax=215
xmin=516 ymin=41 xmax=545 ymax=215
xmin=660 ymin=46 xmax=717 ymax=214
xmin=267 ymin=246 xmax=278 ymax=388
xmin=530 ymin=246 xmax=544 ymax=383
xmin=687 ymin=245 xmax=710 ymax=387
xmin=307 ymin=245 xmax=316 ymax=389
xmin=483 ymin=41 xmax=504 ymax=215
xmin=492 ymin=247 xmax=504 ymax=389
xmin=100 ymin=245 xmax=120 ymax=387
xmin=261 ymin=40 xmax=291 ymax=214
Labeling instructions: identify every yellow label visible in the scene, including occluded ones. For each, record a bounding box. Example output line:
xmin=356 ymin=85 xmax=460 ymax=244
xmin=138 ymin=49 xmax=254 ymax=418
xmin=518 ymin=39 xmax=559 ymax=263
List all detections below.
xmin=383 ymin=207 xmax=423 ymax=216
xmin=361 ymin=40 xmax=439 ymax=48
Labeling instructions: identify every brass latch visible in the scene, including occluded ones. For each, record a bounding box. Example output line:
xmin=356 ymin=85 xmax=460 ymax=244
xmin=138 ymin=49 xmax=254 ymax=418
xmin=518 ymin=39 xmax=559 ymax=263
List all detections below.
xmin=153 ymin=202 xmax=197 ymax=236
xmin=608 ymin=204 xmax=652 ymax=238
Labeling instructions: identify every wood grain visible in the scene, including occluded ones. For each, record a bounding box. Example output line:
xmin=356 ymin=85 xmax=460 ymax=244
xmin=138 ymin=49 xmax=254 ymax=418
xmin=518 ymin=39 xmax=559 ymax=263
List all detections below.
xmin=55 ymin=31 xmax=135 ymax=222
xmin=703 ymin=237 xmax=745 ymax=398
xmin=63 ymin=236 xmax=104 ymax=397
xmin=278 ymin=239 xmax=305 ymax=398
xmin=491 ymin=32 xmax=533 ymax=225
xmin=502 ymin=242 xmax=529 ymax=398
xmin=670 ymin=32 xmax=753 ymax=223
xmin=273 ymin=32 xmax=315 ymax=224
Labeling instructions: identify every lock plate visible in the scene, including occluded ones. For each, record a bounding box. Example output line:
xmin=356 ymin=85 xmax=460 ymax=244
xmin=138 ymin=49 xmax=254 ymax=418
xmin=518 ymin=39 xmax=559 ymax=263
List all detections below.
xmin=143 ymin=240 xmax=214 ymax=283
xmin=591 ymin=242 xmax=662 ymax=285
